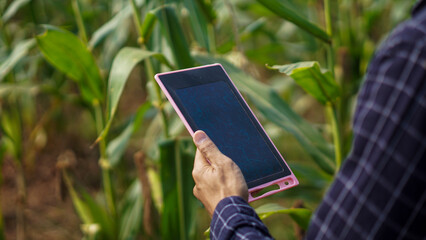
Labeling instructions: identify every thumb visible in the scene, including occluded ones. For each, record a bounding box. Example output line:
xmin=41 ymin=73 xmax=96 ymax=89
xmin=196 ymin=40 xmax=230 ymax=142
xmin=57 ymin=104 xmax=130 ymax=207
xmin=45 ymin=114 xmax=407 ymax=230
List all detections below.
xmin=193 ymin=130 xmax=223 ymax=165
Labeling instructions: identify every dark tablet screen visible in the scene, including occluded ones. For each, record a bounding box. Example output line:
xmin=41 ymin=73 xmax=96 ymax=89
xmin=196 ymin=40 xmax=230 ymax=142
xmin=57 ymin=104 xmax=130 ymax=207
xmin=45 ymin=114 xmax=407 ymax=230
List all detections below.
xmin=158 ymin=65 xmax=291 ymax=188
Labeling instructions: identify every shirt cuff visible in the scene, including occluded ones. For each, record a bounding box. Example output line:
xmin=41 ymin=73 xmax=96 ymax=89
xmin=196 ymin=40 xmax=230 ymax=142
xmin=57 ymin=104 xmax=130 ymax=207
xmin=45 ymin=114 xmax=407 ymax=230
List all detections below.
xmin=210 ymin=196 xmax=270 ymax=239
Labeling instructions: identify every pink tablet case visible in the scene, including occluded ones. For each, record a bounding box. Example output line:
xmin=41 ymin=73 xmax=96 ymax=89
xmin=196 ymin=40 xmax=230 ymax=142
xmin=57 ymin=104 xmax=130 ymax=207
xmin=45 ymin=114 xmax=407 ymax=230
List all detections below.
xmin=155 ymin=63 xmax=298 ymax=202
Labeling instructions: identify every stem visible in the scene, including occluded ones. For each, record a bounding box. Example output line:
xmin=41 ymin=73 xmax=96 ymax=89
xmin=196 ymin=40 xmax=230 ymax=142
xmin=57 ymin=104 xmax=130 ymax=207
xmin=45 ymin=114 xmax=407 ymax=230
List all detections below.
xmin=324 ymin=0 xmax=342 ymax=173
xmin=146 ymin=59 xmax=170 ymax=138
xmin=175 ymin=141 xmax=185 ymax=240
xmin=131 ymin=0 xmax=170 ymax=138
xmin=324 ymin=0 xmax=335 ymax=77
xmin=326 ymin=105 xmax=343 ymax=173
xmin=207 ymin=23 xmax=216 ymax=53
xmin=72 ymin=0 xmax=88 ymax=44
xmin=94 ymin=102 xmax=116 ymax=217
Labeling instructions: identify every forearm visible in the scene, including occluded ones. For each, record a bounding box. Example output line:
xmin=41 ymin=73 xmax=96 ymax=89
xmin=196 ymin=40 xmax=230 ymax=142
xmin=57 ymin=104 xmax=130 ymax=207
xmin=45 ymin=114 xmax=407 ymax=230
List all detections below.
xmin=210 ymin=196 xmax=274 ymax=240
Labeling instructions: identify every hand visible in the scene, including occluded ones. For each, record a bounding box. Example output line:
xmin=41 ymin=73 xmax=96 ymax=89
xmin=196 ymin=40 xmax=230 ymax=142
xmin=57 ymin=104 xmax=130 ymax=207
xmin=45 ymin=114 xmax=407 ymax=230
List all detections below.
xmin=192 ymin=130 xmax=248 ymax=217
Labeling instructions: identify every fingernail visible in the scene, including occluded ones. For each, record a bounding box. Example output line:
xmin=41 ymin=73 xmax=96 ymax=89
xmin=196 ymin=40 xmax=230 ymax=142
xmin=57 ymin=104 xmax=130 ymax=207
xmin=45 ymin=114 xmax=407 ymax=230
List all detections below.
xmin=194 ymin=131 xmax=207 ymax=145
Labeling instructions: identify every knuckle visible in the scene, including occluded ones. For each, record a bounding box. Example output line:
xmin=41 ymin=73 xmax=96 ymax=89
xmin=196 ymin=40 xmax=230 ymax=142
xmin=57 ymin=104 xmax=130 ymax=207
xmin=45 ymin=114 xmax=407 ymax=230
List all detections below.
xmin=201 ymin=141 xmax=215 ymax=153
xmin=193 ymin=186 xmax=199 ymax=197
xmin=192 ymin=169 xmax=199 ymax=179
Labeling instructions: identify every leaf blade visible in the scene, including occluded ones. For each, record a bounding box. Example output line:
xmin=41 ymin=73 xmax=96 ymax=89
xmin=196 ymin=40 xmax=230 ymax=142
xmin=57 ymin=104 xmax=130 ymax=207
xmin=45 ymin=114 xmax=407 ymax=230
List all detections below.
xmin=255 ymin=203 xmax=312 ymax=230
xmin=256 ymin=0 xmax=330 ymax=43
xmin=269 ymin=61 xmax=340 ymax=105
xmin=36 ymin=26 xmax=103 ymax=103
xmin=100 ymin=47 xmax=172 ymax=141
xmin=0 ymin=39 xmax=36 ymax=81
xmin=153 ymin=5 xmax=194 ymax=68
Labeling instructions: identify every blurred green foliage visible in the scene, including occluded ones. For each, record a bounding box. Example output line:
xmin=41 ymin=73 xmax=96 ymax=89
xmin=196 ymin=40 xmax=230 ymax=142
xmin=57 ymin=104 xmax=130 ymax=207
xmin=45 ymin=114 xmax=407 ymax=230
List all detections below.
xmin=0 ymin=0 xmax=412 ymax=239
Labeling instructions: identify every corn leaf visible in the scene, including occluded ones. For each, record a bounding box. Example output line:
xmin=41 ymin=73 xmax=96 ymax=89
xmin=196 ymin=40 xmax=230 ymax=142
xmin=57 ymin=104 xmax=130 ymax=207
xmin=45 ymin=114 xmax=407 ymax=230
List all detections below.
xmin=119 ymin=180 xmax=143 ymax=240
xmin=0 ymin=110 xmax=22 ymax=160
xmin=195 ymin=0 xmax=216 ymax=23
xmin=64 ymin=172 xmax=115 ymax=239
xmin=80 ymin=191 xmax=116 ymax=239
xmin=140 ymin=11 xmax=157 ymax=44
xmin=153 ymin=5 xmax=194 ymax=68
xmin=183 ymin=0 xmax=211 ymax=51
xmin=159 ymin=138 xmax=197 ymax=240
xmin=36 ymin=25 xmax=103 ymax=103
xmin=256 ymin=0 xmax=330 ymax=43
xmin=99 ymin=47 xmax=171 ymax=141
xmin=106 ymin=102 xmax=152 ymax=167
xmin=1 ymin=0 xmax=30 ymax=22
xmin=89 ymin=5 xmax=133 ymax=49
xmin=195 ymin=55 xmax=335 ymax=175
xmin=268 ymin=61 xmax=340 ymax=105
xmin=0 ymin=39 xmax=36 ymax=81
xmin=255 ymin=203 xmax=312 ymax=230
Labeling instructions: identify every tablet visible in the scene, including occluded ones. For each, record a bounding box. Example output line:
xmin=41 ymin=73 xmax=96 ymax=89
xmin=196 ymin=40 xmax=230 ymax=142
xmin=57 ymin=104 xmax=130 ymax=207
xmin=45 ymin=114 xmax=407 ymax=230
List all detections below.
xmin=155 ymin=63 xmax=298 ymax=202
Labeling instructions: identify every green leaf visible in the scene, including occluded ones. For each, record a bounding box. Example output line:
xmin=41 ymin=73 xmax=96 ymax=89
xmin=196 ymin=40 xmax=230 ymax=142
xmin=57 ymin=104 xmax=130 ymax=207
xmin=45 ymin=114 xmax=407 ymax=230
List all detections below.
xmin=63 ymin=174 xmax=94 ymax=225
xmin=106 ymin=102 xmax=152 ymax=167
xmin=1 ymin=0 xmax=30 ymax=22
xmin=256 ymin=0 xmax=330 ymax=43
xmin=63 ymin=173 xmax=115 ymax=239
xmin=119 ymin=180 xmax=143 ymax=240
xmin=255 ymin=203 xmax=312 ymax=230
xmin=195 ymin=0 xmax=216 ymax=23
xmin=140 ymin=11 xmax=157 ymax=44
xmin=159 ymin=138 xmax=197 ymax=240
xmin=153 ymin=5 xmax=194 ymax=68
xmin=269 ymin=61 xmax=340 ymax=105
xmin=36 ymin=25 xmax=103 ymax=103
xmin=183 ymin=0 xmax=211 ymax=51
xmin=0 ymin=39 xmax=36 ymax=81
xmin=0 ymin=108 xmax=22 ymax=160
xmin=89 ymin=5 xmax=133 ymax=49
xmin=99 ymin=47 xmax=171 ymax=141
xmin=195 ymin=55 xmax=335 ymax=175
xmin=80 ymin=191 xmax=116 ymax=239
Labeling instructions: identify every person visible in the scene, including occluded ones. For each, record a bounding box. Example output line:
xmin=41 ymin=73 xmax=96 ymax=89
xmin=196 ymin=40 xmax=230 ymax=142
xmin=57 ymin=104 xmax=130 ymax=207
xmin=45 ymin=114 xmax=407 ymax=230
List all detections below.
xmin=191 ymin=0 xmax=426 ymax=239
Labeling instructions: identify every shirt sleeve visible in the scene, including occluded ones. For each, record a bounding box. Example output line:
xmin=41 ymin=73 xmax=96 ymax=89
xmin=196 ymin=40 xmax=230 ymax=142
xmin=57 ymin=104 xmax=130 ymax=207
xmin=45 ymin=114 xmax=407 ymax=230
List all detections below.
xmin=306 ymin=10 xmax=426 ymax=240
xmin=210 ymin=196 xmax=274 ymax=240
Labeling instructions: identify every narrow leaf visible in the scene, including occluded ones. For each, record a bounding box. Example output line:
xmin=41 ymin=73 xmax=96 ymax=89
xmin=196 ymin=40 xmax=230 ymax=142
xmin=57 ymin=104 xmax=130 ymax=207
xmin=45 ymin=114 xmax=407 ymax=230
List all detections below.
xmin=36 ymin=25 xmax=103 ymax=103
xmin=106 ymin=102 xmax=152 ymax=167
xmin=256 ymin=0 xmax=330 ymax=43
xmin=269 ymin=61 xmax=340 ymax=105
xmin=0 ymin=39 xmax=36 ymax=81
xmin=81 ymin=191 xmax=116 ymax=239
xmin=255 ymin=203 xmax=312 ymax=230
xmin=89 ymin=5 xmax=133 ymax=49
xmin=184 ymin=0 xmax=211 ymax=51
xmin=119 ymin=180 xmax=143 ymax=240
xmin=100 ymin=47 xmax=172 ymax=141
xmin=1 ymin=0 xmax=30 ymax=22
xmin=140 ymin=11 xmax=157 ymax=44
xmin=153 ymin=5 xmax=194 ymax=68
xmin=195 ymin=55 xmax=335 ymax=175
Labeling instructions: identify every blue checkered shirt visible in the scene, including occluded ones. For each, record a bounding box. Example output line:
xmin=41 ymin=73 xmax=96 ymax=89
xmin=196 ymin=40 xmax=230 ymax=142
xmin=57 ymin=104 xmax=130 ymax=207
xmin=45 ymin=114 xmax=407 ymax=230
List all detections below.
xmin=210 ymin=1 xmax=426 ymax=239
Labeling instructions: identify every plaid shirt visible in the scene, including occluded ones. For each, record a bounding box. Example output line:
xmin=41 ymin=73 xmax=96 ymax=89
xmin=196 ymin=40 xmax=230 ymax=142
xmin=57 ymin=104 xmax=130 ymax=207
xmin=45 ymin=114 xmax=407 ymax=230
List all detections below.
xmin=210 ymin=1 xmax=426 ymax=239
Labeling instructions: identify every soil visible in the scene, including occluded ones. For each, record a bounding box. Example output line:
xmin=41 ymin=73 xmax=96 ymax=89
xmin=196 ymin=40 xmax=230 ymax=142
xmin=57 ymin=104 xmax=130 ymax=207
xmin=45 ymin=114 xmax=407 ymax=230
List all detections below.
xmin=1 ymin=126 xmax=101 ymax=240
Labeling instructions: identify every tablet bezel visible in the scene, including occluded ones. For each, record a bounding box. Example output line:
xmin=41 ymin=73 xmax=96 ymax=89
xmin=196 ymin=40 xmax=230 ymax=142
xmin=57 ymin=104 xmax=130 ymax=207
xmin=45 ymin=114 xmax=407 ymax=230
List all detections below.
xmin=155 ymin=63 xmax=298 ymax=202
